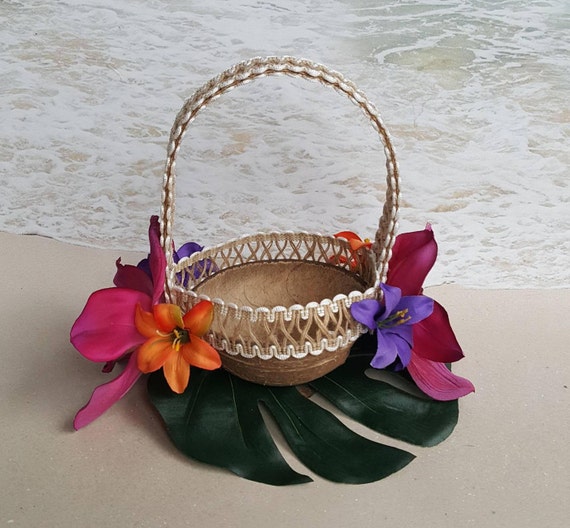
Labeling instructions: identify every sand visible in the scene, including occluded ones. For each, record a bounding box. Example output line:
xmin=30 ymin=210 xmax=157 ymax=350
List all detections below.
xmin=1 ymin=231 xmax=568 ymax=527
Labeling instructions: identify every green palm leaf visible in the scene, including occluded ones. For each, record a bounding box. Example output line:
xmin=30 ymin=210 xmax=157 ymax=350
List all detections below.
xmin=309 ymin=334 xmax=459 ymax=447
xmin=148 ymin=368 xmax=311 ymax=486
xmin=147 ymin=335 xmax=459 ymax=485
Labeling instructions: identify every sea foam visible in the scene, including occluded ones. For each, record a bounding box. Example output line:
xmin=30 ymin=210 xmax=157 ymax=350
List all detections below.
xmin=1 ymin=0 xmax=568 ymax=288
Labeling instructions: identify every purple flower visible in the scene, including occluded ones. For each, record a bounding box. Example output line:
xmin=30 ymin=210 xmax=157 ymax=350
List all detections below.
xmin=174 ymin=242 xmax=204 ymax=263
xmin=137 ymin=240 xmax=204 ymax=281
xmin=350 ymin=283 xmax=434 ymax=371
xmin=174 ymin=242 xmax=215 ymax=287
xmin=386 ymin=224 xmax=475 ymax=400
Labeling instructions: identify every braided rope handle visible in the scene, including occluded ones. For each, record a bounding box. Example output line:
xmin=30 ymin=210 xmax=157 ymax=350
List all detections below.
xmin=161 ymin=56 xmax=400 ymax=299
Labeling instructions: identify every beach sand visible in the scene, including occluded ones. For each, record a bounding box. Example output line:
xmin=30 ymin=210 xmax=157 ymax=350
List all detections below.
xmin=1 ymin=231 xmax=568 ymax=527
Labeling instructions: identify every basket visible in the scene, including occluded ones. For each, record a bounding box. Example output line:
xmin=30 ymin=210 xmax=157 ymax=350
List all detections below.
xmin=160 ymin=56 xmax=400 ymax=386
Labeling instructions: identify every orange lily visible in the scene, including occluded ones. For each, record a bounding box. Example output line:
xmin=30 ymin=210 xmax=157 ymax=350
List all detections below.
xmin=333 ymin=231 xmax=373 ymax=269
xmin=334 ymin=231 xmax=373 ymax=252
xmin=135 ymin=301 xmax=221 ymax=393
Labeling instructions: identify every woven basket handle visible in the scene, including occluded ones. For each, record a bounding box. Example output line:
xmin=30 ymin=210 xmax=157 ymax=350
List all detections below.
xmin=161 ymin=56 xmax=400 ymax=293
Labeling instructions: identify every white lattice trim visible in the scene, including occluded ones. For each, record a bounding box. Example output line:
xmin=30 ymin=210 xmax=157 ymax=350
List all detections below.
xmin=211 ymin=326 xmax=366 ymax=361
xmin=166 ymin=231 xmax=377 ymax=360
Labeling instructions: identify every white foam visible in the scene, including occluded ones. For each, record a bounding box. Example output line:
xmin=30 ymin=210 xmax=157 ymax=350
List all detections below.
xmin=1 ymin=0 xmax=568 ymax=288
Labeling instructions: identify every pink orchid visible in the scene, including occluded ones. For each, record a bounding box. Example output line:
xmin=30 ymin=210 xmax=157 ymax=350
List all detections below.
xmin=70 ymin=216 xmax=166 ymax=429
xmin=386 ymin=224 xmax=474 ymax=400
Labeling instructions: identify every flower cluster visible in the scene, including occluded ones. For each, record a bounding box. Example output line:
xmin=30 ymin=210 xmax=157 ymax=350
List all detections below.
xmin=71 ymin=219 xmax=472 ymax=430
xmin=335 ymin=227 xmax=474 ymax=401
xmin=70 ymin=216 xmax=221 ymax=430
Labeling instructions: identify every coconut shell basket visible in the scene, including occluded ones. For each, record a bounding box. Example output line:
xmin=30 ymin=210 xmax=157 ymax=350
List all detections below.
xmin=71 ymin=56 xmax=474 ymax=486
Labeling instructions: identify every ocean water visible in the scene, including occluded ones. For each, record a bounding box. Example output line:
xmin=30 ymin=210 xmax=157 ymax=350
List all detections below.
xmin=1 ymin=0 xmax=568 ymax=288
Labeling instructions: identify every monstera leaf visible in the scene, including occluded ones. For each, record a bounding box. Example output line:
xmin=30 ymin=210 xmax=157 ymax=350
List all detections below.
xmin=147 ymin=335 xmax=459 ymax=486
xmin=310 ymin=333 xmax=459 ymax=447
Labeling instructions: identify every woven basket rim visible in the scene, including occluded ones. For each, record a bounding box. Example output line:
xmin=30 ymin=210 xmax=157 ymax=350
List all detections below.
xmin=172 ymin=230 xmax=379 ymax=319
xmin=175 ymin=286 xmax=378 ymax=320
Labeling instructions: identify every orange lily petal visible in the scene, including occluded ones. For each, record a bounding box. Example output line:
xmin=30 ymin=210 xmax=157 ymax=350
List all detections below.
xmin=334 ymin=231 xmax=372 ymax=251
xmin=180 ymin=337 xmax=221 ymax=370
xmin=163 ymin=351 xmax=190 ymax=394
xmin=137 ymin=335 xmax=173 ymax=373
xmin=134 ymin=304 xmax=159 ymax=338
xmin=349 ymin=238 xmax=372 ymax=251
xmin=153 ymin=304 xmax=184 ymax=332
xmin=334 ymin=230 xmax=361 ymax=242
xmin=183 ymin=300 xmax=214 ymax=337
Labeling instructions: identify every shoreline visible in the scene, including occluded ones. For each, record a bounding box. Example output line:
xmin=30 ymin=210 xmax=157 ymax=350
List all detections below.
xmin=1 ymin=231 xmax=568 ymax=526
xmin=5 ymin=230 xmax=569 ymax=290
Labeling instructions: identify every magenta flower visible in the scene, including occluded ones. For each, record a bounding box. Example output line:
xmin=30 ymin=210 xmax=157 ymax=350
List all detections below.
xmin=70 ymin=216 xmax=166 ymax=429
xmin=70 ymin=217 xmax=208 ymax=430
xmin=386 ymin=224 xmax=475 ymax=400
xmin=351 ymin=283 xmax=434 ymax=370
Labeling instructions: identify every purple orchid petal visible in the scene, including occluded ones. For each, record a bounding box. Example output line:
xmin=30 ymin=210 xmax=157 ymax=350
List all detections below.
xmin=113 ymin=258 xmax=154 ymax=297
xmin=412 ymin=301 xmax=464 ymax=363
xmin=371 ymin=330 xmax=399 ymax=369
xmin=148 ymin=216 xmax=166 ymax=305
xmin=390 ymin=324 xmax=413 ymax=347
xmin=350 ymin=299 xmax=381 ymax=330
xmin=74 ymin=352 xmax=142 ymax=430
xmin=407 ymin=354 xmax=475 ymax=401
xmin=70 ymin=288 xmax=150 ymax=362
xmin=379 ymin=283 xmax=402 ymax=318
xmin=390 ymin=332 xmax=412 ymax=368
xmin=174 ymin=242 xmax=204 ymax=262
xmin=387 ymin=225 xmax=437 ymax=296
xmin=189 ymin=258 xmax=218 ymax=279
xmin=397 ymin=294 xmax=434 ymax=325
xmin=174 ymin=242 xmax=206 ymax=287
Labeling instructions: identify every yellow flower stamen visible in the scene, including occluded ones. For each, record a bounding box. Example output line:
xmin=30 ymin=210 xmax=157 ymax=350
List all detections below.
xmin=394 ymin=309 xmax=411 ymax=325
xmin=377 ymin=308 xmax=411 ymax=329
xmin=171 ymin=328 xmax=189 ymax=352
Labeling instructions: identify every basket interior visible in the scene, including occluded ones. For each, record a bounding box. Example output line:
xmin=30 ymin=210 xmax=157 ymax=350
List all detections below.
xmin=172 ymin=232 xmax=378 ymax=311
xmin=193 ymin=260 xmax=369 ymax=309
xmin=168 ymin=233 xmax=378 ymax=361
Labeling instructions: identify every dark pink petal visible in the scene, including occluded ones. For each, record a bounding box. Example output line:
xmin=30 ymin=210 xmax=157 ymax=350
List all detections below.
xmin=73 ymin=352 xmax=142 ymax=430
xmin=407 ymin=354 xmax=474 ymax=401
xmin=148 ymin=216 xmax=166 ymax=305
xmin=70 ymin=288 xmax=150 ymax=362
xmin=412 ymin=301 xmax=464 ymax=363
xmin=102 ymin=361 xmax=116 ymax=373
xmin=387 ymin=225 xmax=437 ymax=296
xmin=113 ymin=258 xmax=153 ymax=297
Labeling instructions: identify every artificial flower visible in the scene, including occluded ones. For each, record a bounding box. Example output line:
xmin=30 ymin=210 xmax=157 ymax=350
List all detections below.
xmin=174 ymin=241 xmax=205 ymax=263
xmin=334 ymin=231 xmax=373 ymax=252
xmin=135 ymin=301 xmax=221 ymax=393
xmin=333 ymin=231 xmax=372 ymax=268
xmin=344 ymin=224 xmax=474 ymax=401
xmin=351 ymin=283 xmax=433 ymax=370
xmin=70 ymin=216 xmax=208 ymax=429
xmin=385 ymin=224 xmax=474 ymax=400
